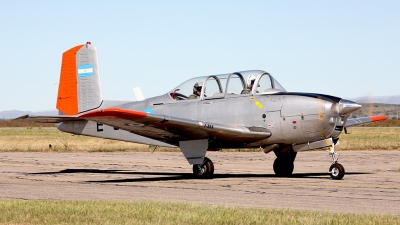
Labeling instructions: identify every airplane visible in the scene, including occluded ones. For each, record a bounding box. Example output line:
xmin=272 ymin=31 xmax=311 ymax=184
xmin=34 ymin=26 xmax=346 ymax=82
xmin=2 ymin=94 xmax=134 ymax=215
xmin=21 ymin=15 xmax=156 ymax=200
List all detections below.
xmin=14 ymin=42 xmax=387 ymax=180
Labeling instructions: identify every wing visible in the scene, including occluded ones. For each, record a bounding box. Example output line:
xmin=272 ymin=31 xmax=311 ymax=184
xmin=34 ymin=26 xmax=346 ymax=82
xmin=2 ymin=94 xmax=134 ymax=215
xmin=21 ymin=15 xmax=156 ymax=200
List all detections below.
xmin=12 ymin=114 xmax=84 ymax=123
xmin=344 ymin=115 xmax=387 ymax=127
xmin=78 ymin=108 xmax=271 ymax=146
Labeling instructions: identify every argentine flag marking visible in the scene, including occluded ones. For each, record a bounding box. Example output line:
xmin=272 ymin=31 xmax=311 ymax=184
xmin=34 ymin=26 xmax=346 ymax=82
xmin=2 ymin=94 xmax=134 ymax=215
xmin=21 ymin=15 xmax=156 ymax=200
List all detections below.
xmin=78 ymin=64 xmax=93 ymax=77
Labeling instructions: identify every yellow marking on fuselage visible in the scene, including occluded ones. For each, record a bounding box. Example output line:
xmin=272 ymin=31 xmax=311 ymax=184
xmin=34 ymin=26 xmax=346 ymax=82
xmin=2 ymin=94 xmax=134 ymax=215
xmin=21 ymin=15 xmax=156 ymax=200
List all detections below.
xmin=255 ymin=101 xmax=263 ymax=109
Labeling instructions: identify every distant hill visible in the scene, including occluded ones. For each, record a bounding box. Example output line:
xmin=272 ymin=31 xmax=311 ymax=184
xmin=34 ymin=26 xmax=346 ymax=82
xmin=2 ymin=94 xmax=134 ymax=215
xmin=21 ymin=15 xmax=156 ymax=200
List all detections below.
xmin=355 ymin=103 xmax=400 ymax=120
xmin=350 ymin=95 xmax=400 ymax=120
xmin=0 ymin=110 xmax=58 ymax=120
xmin=351 ymin=95 xmax=400 ymax=105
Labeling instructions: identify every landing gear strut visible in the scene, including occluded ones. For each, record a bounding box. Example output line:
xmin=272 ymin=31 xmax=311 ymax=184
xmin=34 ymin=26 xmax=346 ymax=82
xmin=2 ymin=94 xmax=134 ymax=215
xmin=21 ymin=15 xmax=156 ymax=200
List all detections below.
xmin=193 ymin=157 xmax=214 ymax=179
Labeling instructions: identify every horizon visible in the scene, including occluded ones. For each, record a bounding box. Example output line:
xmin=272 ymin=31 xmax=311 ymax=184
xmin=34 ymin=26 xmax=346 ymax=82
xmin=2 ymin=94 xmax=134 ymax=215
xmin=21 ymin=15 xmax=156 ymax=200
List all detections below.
xmin=1 ymin=94 xmax=399 ymax=115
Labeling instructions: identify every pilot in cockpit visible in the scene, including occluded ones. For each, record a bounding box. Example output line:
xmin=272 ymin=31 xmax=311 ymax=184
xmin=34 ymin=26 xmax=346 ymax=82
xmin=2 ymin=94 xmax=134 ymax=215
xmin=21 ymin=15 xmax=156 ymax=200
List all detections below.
xmin=188 ymin=82 xmax=203 ymax=99
xmin=241 ymin=75 xmax=256 ymax=94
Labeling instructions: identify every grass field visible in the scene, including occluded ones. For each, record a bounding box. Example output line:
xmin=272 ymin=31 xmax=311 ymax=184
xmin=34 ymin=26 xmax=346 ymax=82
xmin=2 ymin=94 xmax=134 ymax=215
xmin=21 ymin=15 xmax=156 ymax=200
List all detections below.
xmin=1 ymin=127 xmax=399 ymax=222
xmin=360 ymin=119 xmax=400 ymax=127
xmin=0 ymin=128 xmax=162 ymax=152
xmin=0 ymin=127 xmax=400 ymax=152
xmin=335 ymin=127 xmax=400 ymax=150
xmin=0 ymin=121 xmax=55 ymax=127
xmin=0 ymin=200 xmax=399 ymax=225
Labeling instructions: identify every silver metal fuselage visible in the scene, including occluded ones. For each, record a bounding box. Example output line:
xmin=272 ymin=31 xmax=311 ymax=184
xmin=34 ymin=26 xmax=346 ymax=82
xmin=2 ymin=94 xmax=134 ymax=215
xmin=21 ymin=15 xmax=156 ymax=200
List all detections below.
xmin=131 ymin=92 xmax=344 ymax=147
xmin=59 ymin=91 xmax=347 ymax=149
xmin=56 ymin=67 xmax=359 ymax=150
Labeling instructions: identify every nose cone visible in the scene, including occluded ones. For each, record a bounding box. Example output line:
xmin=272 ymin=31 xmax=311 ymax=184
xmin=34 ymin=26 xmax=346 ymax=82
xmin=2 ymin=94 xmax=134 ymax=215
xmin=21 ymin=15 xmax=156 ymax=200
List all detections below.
xmin=338 ymin=99 xmax=362 ymax=115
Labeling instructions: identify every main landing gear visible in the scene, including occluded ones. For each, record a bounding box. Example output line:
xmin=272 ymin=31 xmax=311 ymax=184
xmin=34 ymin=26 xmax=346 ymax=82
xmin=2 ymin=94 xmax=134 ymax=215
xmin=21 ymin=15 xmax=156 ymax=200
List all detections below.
xmin=328 ymin=150 xmax=345 ymax=180
xmin=273 ymin=146 xmax=297 ymax=177
xmin=193 ymin=157 xmax=214 ymax=179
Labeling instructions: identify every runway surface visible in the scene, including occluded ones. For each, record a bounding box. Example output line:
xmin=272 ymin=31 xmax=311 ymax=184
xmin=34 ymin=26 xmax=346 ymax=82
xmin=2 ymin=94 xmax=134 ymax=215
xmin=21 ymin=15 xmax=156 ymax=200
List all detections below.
xmin=1 ymin=151 xmax=399 ymax=215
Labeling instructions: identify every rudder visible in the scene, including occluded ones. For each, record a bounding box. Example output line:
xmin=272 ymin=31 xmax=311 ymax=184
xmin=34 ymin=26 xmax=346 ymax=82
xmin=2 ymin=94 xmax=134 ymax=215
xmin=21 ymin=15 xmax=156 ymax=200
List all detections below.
xmin=56 ymin=42 xmax=103 ymax=115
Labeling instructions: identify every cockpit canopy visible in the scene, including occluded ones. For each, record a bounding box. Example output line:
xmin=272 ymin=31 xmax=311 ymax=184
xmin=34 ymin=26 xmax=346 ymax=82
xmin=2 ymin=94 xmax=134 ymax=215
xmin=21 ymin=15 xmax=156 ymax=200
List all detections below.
xmin=169 ymin=70 xmax=286 ymax=101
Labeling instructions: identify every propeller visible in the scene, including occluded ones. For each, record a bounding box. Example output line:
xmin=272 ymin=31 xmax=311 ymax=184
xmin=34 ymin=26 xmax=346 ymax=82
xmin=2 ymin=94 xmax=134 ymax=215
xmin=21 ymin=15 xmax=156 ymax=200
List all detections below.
xmin=368 ymin=93 xmax=374 ymax=116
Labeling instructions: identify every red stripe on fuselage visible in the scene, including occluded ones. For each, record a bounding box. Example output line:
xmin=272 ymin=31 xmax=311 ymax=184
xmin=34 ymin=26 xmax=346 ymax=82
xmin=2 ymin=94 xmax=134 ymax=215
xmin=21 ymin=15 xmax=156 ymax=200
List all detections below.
xmin=79 ymin=108 xmax=147 ymax=120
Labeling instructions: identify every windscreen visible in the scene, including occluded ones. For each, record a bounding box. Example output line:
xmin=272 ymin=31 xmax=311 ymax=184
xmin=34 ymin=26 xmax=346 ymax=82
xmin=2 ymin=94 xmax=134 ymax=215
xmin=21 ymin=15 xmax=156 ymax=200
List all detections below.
xmin=273 ymin=77 xmax=286 ymax=91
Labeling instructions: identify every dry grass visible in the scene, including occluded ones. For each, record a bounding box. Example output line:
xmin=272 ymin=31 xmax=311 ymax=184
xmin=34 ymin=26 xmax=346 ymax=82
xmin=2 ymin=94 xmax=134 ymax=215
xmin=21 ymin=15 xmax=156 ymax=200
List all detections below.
xmin=336 ymin=127 xmax=400 ymax=150
xmin=0 ymin=128 xmax=178 ymax=152
xmin=0 ymin=121 xmax=55 ymax=127
xmin=0 ymin=200 xmax=399 ymax=225
xmin=361 ymin=120 xmax=400 ymax=127
xmin=0 ymin=127 xmax=399 ymax=152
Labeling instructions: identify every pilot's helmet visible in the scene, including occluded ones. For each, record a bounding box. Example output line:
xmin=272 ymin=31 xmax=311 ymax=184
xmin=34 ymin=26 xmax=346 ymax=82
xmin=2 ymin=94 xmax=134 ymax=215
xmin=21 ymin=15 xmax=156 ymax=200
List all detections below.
xmin=246 ymin=75 xmax=256 ymax=89
xmin=193 ymin=82 xmax=203 ymax=94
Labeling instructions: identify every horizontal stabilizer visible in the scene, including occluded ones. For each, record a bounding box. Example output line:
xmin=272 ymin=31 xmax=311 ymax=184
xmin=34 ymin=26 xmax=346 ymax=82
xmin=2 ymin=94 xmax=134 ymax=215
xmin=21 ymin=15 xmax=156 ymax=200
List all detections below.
xmin=345 ymin=115 xmax=387 ymax=127
xmin=12 ymin=114 xmax=84 ymax=123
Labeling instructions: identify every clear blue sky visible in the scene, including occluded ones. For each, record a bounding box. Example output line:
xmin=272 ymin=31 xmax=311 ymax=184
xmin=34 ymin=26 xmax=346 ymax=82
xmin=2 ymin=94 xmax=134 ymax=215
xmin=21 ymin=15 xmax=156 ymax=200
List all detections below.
xmin=0 ymin=1 xmax=399 ymax=111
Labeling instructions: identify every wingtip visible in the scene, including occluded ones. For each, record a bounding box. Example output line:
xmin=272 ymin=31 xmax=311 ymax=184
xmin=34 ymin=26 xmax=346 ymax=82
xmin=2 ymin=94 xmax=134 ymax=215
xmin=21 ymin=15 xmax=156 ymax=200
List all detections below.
xmin=12 ymin=114 xmax=30 ymax=120
xmin=370 ymin=115 xmax=387 ymax=122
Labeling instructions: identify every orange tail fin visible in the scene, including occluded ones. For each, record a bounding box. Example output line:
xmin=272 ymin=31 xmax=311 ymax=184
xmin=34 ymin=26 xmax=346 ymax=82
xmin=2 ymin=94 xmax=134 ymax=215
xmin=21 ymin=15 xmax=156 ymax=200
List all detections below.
xmin=56 ymin=42 xmax=103 ymax=115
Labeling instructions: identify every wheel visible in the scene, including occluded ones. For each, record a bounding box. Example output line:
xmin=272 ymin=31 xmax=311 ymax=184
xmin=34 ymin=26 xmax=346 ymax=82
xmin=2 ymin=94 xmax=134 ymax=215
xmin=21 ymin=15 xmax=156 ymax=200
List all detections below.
xmin=192 ymin=157 xmax=214 ymax=179
xmin=273 ymin=157 xmax=294 ymax=177
xmin=329 ymin=163 xmax=345 ymax=180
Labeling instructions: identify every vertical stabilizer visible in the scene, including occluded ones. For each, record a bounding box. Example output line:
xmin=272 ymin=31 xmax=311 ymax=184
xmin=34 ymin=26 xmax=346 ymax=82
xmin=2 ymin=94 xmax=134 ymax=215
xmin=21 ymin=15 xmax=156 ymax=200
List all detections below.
xmin=57 ymin=42 xmax=103 ymax=115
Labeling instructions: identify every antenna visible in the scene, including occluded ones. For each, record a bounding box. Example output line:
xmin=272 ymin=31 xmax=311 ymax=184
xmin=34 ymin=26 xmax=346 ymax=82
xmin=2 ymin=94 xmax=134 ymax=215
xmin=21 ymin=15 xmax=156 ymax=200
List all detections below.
xmin=133 ymin=87 xmax=145 ymax=101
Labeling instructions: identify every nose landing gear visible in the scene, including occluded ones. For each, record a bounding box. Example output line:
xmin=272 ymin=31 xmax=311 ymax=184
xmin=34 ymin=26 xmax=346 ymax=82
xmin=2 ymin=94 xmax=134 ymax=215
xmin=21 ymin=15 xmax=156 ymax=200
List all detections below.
xmin=327 ymin=149 xmax=345 ymax=180
xmin=329 ymin=163 xmax=345 ymax=180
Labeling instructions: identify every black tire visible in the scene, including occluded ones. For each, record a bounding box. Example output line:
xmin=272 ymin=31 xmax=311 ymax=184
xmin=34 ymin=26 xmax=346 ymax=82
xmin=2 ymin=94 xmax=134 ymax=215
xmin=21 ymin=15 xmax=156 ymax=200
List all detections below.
xmin=273 ymin=157 xmax=294 ymax=177
xmin=329 ymin=163 xmax=345 ymax=180
xmin=192 ymin=157 xmax=214 ymax=179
